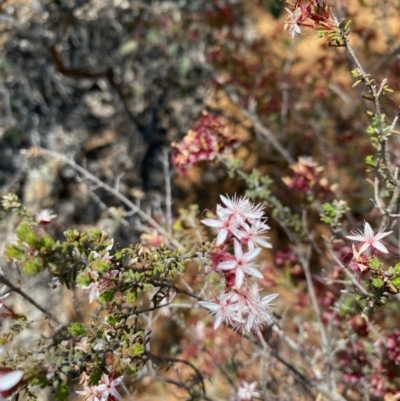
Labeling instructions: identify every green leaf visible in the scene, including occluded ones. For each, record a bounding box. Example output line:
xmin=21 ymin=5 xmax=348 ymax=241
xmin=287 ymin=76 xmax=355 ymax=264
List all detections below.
xmin=64 ymin=229 xmax=80 ymax=242
xmin=119 ymin=40 xmax=138 ymax=55
xmin=76 ymin=273 xmax=91 ymax=287
xmin=16 ymin=223 xmax=39 ymax=247
xmin=99 ymin=289 xmax=116 ymax=303
xmin=90 ymin=368 xmax=102 ymax=386
xmin=40 ymin=234 xmax=55 ymax=251
xmin=125 ymin=291 xmax=137 ymax=303
xmin=89 ymin=228 xmax=102 ymax=241
xmin=5 ymin=244 xmax=25 ymax=260
xmin=369 ymin=257 xmax=381 ymax=270
xmin=68 ymin=322 xmax=87 ymax=337
xmin=391 ymin=277 xmax=400 ymax=288
xmin=54 ymin=382 xmax=69 ymax=401
xmin=23 ymin=258 xmax=44 ymax=275
xmin=371 ymin=277 xmax=383 ymax=288
xmin=97 ymin=260 xmax=111 ymax=274
xmin=179 ymin=56 xmax=191 ymax=76
xmin=129 ymin=343 xmax=144 ymax=356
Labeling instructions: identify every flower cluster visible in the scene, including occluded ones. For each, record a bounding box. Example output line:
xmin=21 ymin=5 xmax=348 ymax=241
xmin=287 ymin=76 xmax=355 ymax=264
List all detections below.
xmin=284 ymin=0 xmax=335 ymax=40
xmin=200 ymin=195 xmax=278 ymax=333
xmin=171 ymin=112 xmax=237 ymax=173
xmin=76 ymin=373 xmax=123 ymax=401
xmin=282 ymin=156 xmax=333 ymax=195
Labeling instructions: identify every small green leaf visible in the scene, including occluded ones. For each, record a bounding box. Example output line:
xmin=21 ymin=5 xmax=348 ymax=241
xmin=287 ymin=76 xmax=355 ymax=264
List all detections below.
xmin=16 ymin=223 xmax=39 ymax=247
xmin=5 ymin=244 xmax=24 ymax=260
xmin=68 ymin=322 xmax=87 ymax=337
xmin=391 ymin=277 xmax=400 ymax=288
xmin=119 ymin=40 xmax=138 ymax=55
xmin=99 ymin=289 xmax=116 ymax=303
xmin=23 ymin=258 xmax=44 ymax=275
xmin=369 ymin=257 xmax=381 ymax=270
xmin=129 ymin=343 xmax=144 ymax=356
xmin=54 ymin=382 xmax=69 ymax=401
xmin=371 ymin=277 xmax=383 ymax=288
xmin=64 ymin=229 xmax=80 ymax=242
xmin=125 ymin=291 xmax=137 ymax=303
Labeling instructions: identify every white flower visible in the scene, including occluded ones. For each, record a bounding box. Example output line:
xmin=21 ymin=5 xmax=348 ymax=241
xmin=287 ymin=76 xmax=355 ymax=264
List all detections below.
xmin=220 ymin=194 xmax=265 ymax=223
xmin=199 ymin=292 xmax=242 ymax=329
xmin=284 ymin=7 xmax=302 ymax=39
xmin=201 ymin=205 xmax=238 ymax=246
xmin=35 ymin=209 xmax=57 ymax=225
xmin=200 ymin=289 xmax=278 ymax=333
xmin=76 ymin=385 xmax=100 ymax=401
xmin=236 ymin=381 xmax=261 ymax=401
xmin=233 ymin=288 xmax=278 ymax=333
xmin=96 ymin=374 xmax=123 ymax=401
xmin=346 ymin=222 xmax=392 ymax=254
xmin=217 ymin=240 xmax=263 ymax=288
xmin=232 ymin=220 xmax=272 ymax=250
xmin=79 ymin=281 xmax=101 ymax=304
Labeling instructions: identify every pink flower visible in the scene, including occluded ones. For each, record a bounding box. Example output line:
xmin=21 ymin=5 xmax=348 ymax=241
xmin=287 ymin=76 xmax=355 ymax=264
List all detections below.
xmin=220 ymin=195 xmax=264 ymax=223
xmin=346 ymin=222 xmax=392 ymax=254
xmin=35 ymin=209 xmax=57 ymax=225
xmin=284 ymin=7 xmax=301 ymax=39
xmin=348 ymin=244 xmax=370 ymax=273
xmin=231 ymin=288 xmax=278 ymax=333
xmin=217 ymin=240 xmax=263 ymax=288
xmin=171 ymin=112 xmax=237 ymax=173
xmin=79 ymin=281 xmax=101 ymax=304
xmin=232 ymin=220 xmax=272 ymax=251
xmin=199 ymin=293 xmax=242 ymax=329
xmin=202 ymin=204 xmax=238 ymax=246
xmin=96 ymin=374 xmax=123 ymax=401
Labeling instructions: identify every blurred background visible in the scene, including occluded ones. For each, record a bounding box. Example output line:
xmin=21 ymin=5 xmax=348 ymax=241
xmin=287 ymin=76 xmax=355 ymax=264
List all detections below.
xmin=1 ymin=0 xmax=400 ymax=399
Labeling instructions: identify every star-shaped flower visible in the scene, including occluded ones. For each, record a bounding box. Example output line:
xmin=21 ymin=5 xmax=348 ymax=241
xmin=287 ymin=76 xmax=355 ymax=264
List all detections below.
xmin=346 ymin=222 xmax=392 ymax=254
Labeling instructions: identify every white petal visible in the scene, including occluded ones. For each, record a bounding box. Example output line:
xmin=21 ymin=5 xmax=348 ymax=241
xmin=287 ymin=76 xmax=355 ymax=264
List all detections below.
xmin=198 ymin=301 xmax=220 ymax=312
xmin=218 ymin=260 xmax=237 ymax=271
xmin=233 ymin=239 xmax=243 ymax=258
xmin=243 ymin=247 xmax=261 ymax=262
xmin=372 ymin=242 xmax=389 ymax=253
xmin=0 ymin=370 xmax=23 ymax=391
xmin=214 ymin=314 xmax=223 ymax=329
xmin=375 ymin=230 xmax=393 ymax=241
xmin=261 ymin=293 xmax=279 ymax=305
xmin=235 ymin=269 xmax=245 ymax=288
xmin=363 ymin=222 xmax=374 ymax=240
xmin=201 ymin=218 xmax=223 ymax=228
xmin=244 ymin=266 xmax=264 ymax=279
xmin=220 ymin=194 xmax=233 ymax=209
xmin=358 ymin=243 xmax=370 ymax=254
xmin=253 ymin=238 xmax=272 ymax=249
xmin=346 ymin=234 xmax=364 ymax=242
xmin=216 ymin=229 xmax=229 ymax=246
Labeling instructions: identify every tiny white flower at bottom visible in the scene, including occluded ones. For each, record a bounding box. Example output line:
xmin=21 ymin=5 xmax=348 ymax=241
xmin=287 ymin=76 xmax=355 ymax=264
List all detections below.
xmin=231 ymin=381 xmax=261 ymax=401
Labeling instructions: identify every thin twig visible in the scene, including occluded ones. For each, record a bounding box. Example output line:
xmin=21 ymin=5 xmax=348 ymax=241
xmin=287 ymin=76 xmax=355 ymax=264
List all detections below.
xmin=0 ymin=273 xmax=61 ymax=324
xmin=34 ymin=147 xmax=184 ymax=250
